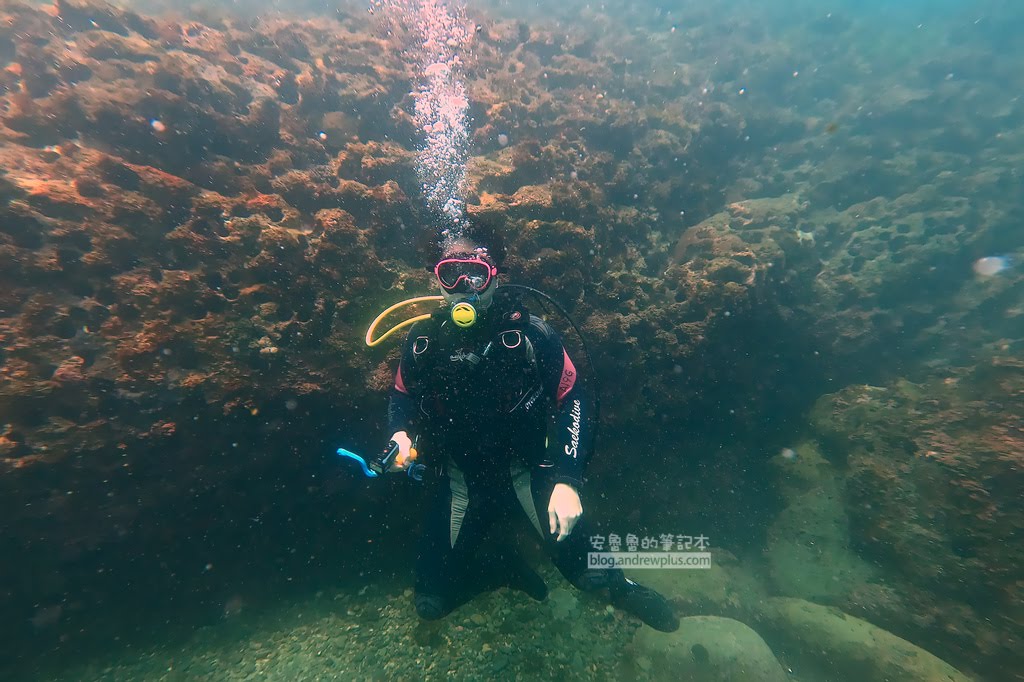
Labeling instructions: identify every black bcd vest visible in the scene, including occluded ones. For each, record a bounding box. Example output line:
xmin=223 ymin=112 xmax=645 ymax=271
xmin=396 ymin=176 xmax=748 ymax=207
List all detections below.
xmin=409 ymin=293 xmax=546 ymax=424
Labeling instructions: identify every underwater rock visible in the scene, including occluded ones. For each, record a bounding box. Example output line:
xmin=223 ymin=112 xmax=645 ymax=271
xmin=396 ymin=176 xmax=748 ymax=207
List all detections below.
xmin=764 ymin=441 xmax=877 ymax=602
xmin=52 ymin=0 xmax=157 ymax=38
xmin=628 ymin=615 xmax=788 ymax=682
xmin=810 ymin=369 xmax=1024 ymax=679
xmin=636 ymin=550 xmax=769 ymax=618
xmin=751 ymin=597 xmax=972 ymax=682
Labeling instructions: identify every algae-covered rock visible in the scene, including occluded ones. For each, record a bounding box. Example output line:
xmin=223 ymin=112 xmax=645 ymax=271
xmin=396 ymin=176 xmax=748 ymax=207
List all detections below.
xmin=751 ymin=597 xmax=973 ymax=682
xmin=628 ymin=615 xmax=788 ymax=682
xmin=809 ymin=374 xmax=1024 ymax=678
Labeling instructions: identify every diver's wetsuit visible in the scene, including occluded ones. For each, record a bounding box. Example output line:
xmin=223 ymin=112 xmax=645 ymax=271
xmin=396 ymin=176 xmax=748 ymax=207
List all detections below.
xmin=387 ymin=290 xmax=677 ymax=628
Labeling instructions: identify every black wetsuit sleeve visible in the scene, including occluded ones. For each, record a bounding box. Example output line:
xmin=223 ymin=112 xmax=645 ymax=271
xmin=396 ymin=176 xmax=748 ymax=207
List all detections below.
xmin=387 ymin=321 xmax=426 ymax=435
xmin=529 ymin=316 xmax=594 ymax=490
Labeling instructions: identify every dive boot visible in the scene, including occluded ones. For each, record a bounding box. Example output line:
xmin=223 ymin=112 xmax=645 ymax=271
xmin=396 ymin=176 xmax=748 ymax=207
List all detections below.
xmin=610 ymin=578 xmax=679 ymax=632
xmin=414 ymin=592 xmax=449 ymax=620
xmin=503 ymin=554 xmax=548 ymax=601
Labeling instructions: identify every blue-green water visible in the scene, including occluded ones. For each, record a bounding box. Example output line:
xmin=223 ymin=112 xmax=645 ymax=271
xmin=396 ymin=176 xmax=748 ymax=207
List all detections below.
xmin=0 ymin=0 xmax=1021 ymax=680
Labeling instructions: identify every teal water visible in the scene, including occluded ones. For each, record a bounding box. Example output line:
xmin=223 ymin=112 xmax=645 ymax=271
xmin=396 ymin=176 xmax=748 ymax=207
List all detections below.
xmin=1 ymin=0 xmax=1021 ymax=680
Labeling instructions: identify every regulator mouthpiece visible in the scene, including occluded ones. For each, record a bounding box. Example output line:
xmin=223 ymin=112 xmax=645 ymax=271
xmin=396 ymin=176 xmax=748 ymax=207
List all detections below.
xmin=450 ymin=301 xmax=477 ymax=328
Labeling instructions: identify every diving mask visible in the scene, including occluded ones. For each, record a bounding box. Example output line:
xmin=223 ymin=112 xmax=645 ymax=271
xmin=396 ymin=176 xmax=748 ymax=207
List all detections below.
xmin=434 ymin=254 xmax=497 ymax=294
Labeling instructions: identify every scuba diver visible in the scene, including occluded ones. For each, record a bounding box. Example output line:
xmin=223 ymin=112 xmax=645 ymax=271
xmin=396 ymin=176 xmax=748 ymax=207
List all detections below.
xmin=379 ymin=232 xmax=679 ymax=632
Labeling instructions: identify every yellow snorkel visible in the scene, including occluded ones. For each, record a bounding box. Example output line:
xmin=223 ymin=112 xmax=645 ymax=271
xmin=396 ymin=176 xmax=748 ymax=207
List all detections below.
xmin=364 ymin=295 xmax=445 ymax=347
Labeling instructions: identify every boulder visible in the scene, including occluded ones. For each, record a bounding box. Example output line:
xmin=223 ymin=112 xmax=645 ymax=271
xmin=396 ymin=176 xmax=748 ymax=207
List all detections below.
xmin=751 ymin=597 xmax=972 ymax=682
xmin=764 ymin=441 xmax=877 ymax=601
xmin=637 ymin=550 xmax=769 ymax=617
xmin=629 ymin=615 xmax=788 ymax=682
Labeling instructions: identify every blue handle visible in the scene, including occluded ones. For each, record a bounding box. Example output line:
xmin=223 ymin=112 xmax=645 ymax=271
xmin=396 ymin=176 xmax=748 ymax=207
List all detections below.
xmin=407 ymin=463 xmax=426 ymax=481
xmin=336 ymin=448 xmax=379 ymax=478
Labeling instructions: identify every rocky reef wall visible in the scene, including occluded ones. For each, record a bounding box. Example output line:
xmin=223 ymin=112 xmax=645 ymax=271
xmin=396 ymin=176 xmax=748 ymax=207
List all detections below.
xmin=0 ymin=0 xmax=1021 ymax=678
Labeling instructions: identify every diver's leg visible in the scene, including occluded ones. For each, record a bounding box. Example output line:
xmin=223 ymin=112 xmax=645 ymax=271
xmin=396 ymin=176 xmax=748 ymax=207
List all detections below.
xmin=487 ymin=462 xmax=553 ymax=601
xmin=413 ymin=475 xmax=458 ymax=619
xmin=495 ymin=542 xmax=548 ymax=601
xmin=527 ymin=467 xmax=679 ymax=632
xmin=413 ymin=467 xmax=496 ymax=619
xmin=476 ymin=518 xmax=549 ymax=601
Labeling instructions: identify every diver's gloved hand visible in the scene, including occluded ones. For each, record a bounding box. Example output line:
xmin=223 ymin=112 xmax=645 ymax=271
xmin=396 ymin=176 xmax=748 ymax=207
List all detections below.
xmin=388 ymin=430 xmax=414 ymax=472
xmin=548 ymin=483 xmax=583 ymax=542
